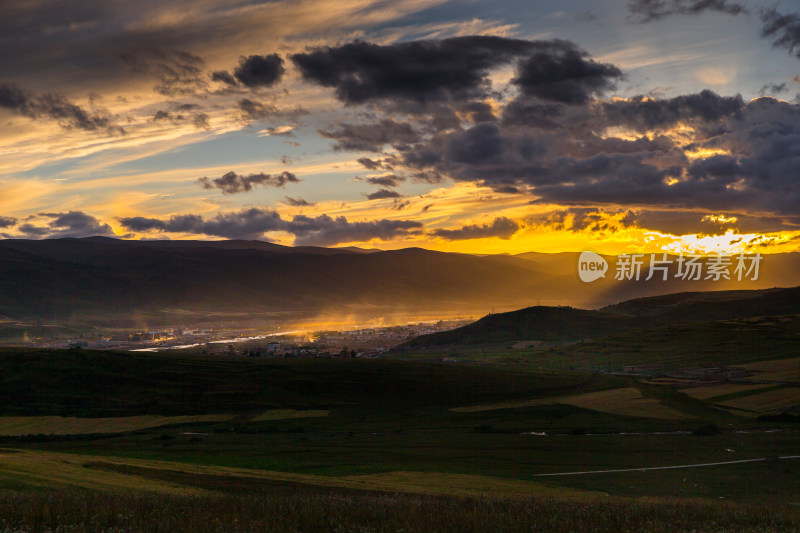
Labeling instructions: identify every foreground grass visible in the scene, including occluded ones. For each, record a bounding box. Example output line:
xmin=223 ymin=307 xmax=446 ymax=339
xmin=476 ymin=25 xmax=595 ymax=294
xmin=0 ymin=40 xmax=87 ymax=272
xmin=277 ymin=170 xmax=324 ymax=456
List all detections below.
xmin=0 ymin=414 xmax=234 ymax=436
xmin=0 ymin=410 xmax=329 ymax=437
xmin=0 ymin=490 xmax=797 ymax=533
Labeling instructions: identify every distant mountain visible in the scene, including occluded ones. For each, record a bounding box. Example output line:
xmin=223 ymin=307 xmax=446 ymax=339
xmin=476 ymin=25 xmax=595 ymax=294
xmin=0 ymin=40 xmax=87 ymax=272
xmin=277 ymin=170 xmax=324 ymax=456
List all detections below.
xmin=0 ymin=238 xmax=547 ymax=326
xmin=515 ymin=251 xmax=800 ymax=308
xmin=2 ymin=238 xmax=800 ymax=329
xmin=603 ymin=286 xmax=800 ymax=323
xmin=405 ymin=285 xmax=800 ymax=346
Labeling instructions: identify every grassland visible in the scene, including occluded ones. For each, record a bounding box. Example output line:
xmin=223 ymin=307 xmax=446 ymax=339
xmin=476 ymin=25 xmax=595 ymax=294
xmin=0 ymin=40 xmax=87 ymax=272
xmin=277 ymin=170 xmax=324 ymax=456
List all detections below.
xmin=679 ymin=383 xmax=777 ymax=401
xmin=1 ymin=346 xmax=799 ymax=531
xmin=717 ymin=387 xmax=800 ymax=413
xmin=251 ymin=409 xmax=330 ymax=421
xmin=0 ymin=414 xmax=234 ymax=436
xmin=2 ymin=490 xmax=797 ymax=533
xmin=744 ymin=356 xmax=800 ymax=381
xmin=452 ymin=387 xmax=692 ymax=419
xmin=0 ymin=409 xmax=329 ymax=436
xmin=401 ymin=316 xmax=800 ymax=372
xmin=1 ymin=448 xmax=799 ymax=532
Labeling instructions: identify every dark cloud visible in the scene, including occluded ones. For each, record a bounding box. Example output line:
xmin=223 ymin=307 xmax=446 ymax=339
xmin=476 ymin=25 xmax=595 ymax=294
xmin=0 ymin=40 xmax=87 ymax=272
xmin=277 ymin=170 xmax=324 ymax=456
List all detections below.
xmin=198 ymin=171 xmax=300 ymax=194
xmin=534 ymin=98 xmax=800 ymax=216
xmin=211 ymin=70 xmax=237 ymax=86
xmin=116 ymin=216 xmax=169 ymax=233
xmin=288 ymin=214 xmax=422 ymax=246
xmin=624 ymin=209 xmax=798 ymax=235
xmin=17 ymin=223 xmax=49 ymax=237
xmin=628 ymin=0 xmax=747 ymax=23
xmin=18 ymin=211 xmax=116 ymax=238
xmin=387 ymin=89 xmax=800 ymax=217
xmin=320 ymin=119 xmax=420 ymax=151
xmin=117 ymin=48 xmax=206 ymax=96
xmin=233 ymin=54 xmax=285 ymax=88
xmin=292 ymin=37 xmax=622 ymax=108
xmin=366 ymin=174 xmax=405 ymax=187
xmin=601 ymin=90 xmax=744 ymax=132
xmin=238 ymin=98 xmax=305 ymax=121
xmin=431 ymin=217 xmax=519 ymax=240
xmin=357 ymin=157 xmax=385 ymax=170
xmin=119 ymin=209 xmax=284 ymax=239
xmin=500 ymin=100 xmax=566 ymax=128
xmin=511 ymin=40 xmax=623 ymax=104
xmin=284 ymin=196 xmax=315 ymax=207
xmin=459 ymin=101 xmax=496 ymax=123
xmin=761 ymin=7 xmax=800 ymax=59
xmin=153 ymin=110 xmax=174 ymax=121
xmin=391 ymin=199 xmax=411 ymax=210
xmin=238 ymin=98 xmax=278 ymax=119
xmin=291 ymin=36 xmax=537 ymax=105
xmin=152 ymin=107 xmax=209 ymax=129
xmin=119 ymin=208 xmax=422 ymax=245
xmin=532 ymin=207 xmax=624 ymax=233
xmin=365 ymin=189 xmax=402 ymax=200
xmin=192 ymin=112 xmax=209 ymax=129
xmin=0 ymin=83 xmax=120 ymax=132
xmin=532 ymin=206 xmax=798 ymax=236
xmin=527 ymin=207 xmax=795 ymax=236
xmin=0 ymin=216 xmax=16 ymax=228
xmin=758 ymin=82 xmax=788 ymax=96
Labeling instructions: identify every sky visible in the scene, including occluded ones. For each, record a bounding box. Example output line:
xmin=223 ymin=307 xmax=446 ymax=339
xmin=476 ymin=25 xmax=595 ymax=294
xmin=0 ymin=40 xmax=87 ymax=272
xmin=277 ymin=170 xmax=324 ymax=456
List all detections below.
xmin=1 ymin=0 xmax=800 ymax=255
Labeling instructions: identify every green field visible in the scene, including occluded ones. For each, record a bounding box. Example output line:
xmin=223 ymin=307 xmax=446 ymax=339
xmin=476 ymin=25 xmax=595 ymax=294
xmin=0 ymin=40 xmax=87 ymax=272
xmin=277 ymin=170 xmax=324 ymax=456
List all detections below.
xmin=0 ymin=344 xmax=799 ymax=531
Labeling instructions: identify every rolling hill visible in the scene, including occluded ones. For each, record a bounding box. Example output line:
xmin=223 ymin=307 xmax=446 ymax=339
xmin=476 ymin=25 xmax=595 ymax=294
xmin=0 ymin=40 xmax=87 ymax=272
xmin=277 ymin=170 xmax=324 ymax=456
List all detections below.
xmin=2 ymin=237 xmax=800 ymax=328
xmin=405 ymin=285 xmax=800 ymax=346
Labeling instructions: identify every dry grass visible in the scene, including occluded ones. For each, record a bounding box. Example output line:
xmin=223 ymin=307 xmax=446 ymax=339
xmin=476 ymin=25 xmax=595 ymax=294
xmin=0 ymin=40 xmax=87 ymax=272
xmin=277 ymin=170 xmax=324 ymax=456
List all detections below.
xmin=0 ymin=449 xmax=208 ymax=494
xmin=717 ymin=387 xmax=800 ymax=413
xmin=0 ymin=414 xmax=234 ymax=436
xmin=0 ymin=449 xmax=588 ymax=499
xmin=0 ymin=489 xmax=796 ymax=533
xmin=339 ymin=471 xmax=589 ymax=498
xmin=250 ymin=409 xmax=329 ymax=421
xmin=679 ymin=383 xmax=775 ymax=401
xmin=744 ymin=357 xmax=800 ymax=382
xmin=452 ymin=387 xmax=692 ymax=419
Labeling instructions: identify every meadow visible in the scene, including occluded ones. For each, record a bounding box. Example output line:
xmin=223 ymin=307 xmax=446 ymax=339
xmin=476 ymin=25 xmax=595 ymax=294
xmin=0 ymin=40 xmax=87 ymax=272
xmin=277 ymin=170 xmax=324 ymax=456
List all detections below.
xmin=2 ymin=489 xmax=798 ymax=533
xmin=0 ymin=345 xmax=798 ymax=531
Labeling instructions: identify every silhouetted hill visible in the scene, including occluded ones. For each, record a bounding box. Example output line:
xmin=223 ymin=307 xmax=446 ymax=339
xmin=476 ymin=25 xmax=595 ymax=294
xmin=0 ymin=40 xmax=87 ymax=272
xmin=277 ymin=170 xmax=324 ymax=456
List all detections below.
xmin=603 ymin=286 xmax=800 ymax=323
xmin=3 ymin=238 xmax=800 ymax=329
xmin=0 ymin=238 xmax=550 ymax=325
xmin=405 ymin=306 xmax=644 ymax=345
xmin=405 ymin=285 xmax=800 ymax=346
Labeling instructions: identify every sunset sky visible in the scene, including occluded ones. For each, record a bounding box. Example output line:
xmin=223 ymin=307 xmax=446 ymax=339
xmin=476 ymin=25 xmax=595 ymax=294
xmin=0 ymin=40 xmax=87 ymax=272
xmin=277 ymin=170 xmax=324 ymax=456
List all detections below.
xmin=2 ymin=0 xmax=800 ymax=254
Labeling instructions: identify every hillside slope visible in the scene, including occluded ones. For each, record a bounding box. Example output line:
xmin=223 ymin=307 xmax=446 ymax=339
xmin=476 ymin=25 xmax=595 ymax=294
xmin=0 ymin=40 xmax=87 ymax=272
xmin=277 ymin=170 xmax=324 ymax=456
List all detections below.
xmin=405 ymin=285 xmax=800 ymax=345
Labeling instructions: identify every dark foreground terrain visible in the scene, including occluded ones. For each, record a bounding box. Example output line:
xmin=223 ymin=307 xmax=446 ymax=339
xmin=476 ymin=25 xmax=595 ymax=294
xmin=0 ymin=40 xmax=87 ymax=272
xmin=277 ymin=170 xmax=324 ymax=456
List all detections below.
xmin=1 ymin=490 xmax=797 ymax=533
xmin=2 ymin=287 xmax=800 ymax=531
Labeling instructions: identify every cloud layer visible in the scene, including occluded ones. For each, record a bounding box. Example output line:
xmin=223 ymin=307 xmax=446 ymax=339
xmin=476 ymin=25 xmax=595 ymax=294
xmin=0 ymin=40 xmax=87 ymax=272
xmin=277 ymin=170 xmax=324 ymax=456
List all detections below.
xmin=198 ymin=171 xmax=300 ymax=194
xmin=118 ymin=208 xmax=422 ymax=245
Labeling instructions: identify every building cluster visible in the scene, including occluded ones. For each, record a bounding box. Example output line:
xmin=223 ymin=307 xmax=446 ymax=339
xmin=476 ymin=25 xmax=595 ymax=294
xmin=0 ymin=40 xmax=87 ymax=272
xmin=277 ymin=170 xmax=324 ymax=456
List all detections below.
xmin=59 ymin=320 xmax=465 ymax=355
xmin=206 ymin=321 xmax=463 ymax=358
